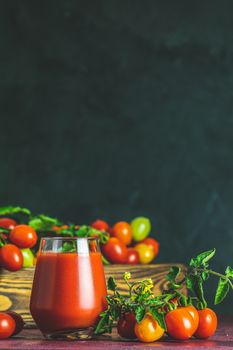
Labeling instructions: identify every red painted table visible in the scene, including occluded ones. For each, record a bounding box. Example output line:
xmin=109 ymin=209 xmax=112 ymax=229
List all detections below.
xmin=0 ymin=316 xmax=232 ymax=350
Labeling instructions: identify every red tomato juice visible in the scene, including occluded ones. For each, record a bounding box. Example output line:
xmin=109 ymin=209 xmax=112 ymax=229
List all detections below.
xmin=30 ymin=251 xmax=107 ymax=334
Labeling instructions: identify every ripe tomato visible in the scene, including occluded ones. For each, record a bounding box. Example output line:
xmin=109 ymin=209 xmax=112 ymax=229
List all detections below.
xmin=117 ymin=312 xmax=137 ymax=339
xmin=126 ymin=248 xmax=140 ymax=264
xmin=0 ymin=244 xmax=23 ymax=271
xmin=10 ymin=225 xmax=37 ymax=249
xmin=185 ymin=305 xmax=199 ymax=333
xmin=131 ymin=217 xmax=151 ymax=242
xmin=134 ymin=243 xmax=154 ymax=264
xmin=194 ymin=308 xmax=217 ymax=339
xmin=0 ymin=312 xmax=16 ymax=339
xmin=112 ymin=221 xmax=132 ymax=245
xmin=0 ymin=218 xmax=17 ymax=230
xmin=6 ymin=312 xmax=24 ymax=335
xmin=21 ymin=248 xmax=34 ymax=267
xmin=165 ymin=307 xmax=196 ymax=340
xmin=142 ymin=238 xmax=159 ymax=257
xmin=101 ymin=237 xmax=127 ymax=264
xmin=134 ymin=313 xmax=164 ymax=342
xmin=91 ymin=220 xmax=109 ymax=232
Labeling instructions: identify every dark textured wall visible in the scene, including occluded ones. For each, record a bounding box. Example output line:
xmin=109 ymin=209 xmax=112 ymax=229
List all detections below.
xmin=1 ymin=1 xmax=233 ymax=313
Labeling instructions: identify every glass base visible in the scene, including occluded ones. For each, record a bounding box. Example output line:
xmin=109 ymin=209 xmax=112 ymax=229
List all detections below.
xmin=44 ymin=327 xmax=94 ymax=340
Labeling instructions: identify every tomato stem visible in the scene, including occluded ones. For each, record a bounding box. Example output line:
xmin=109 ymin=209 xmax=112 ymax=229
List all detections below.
xmin=197 ymin=268 xmax=233 ymax=289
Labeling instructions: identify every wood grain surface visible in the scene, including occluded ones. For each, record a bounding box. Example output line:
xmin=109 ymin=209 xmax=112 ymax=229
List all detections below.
xmin=0 ymin=264 xmax=186 ymax=327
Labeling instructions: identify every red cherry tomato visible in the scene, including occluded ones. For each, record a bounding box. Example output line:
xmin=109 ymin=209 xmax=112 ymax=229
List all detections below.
xmin=126 ymin=248 xmax=140 ymax=264
xmin=165 ymin=307 xmax=196 ymax=340
xmin=6 ymin=312 xmax=24 ymax=335
xmin=0 ymin=218 xmax=17 ymax=230
xmin=117 ymin=312 xmax=137 ymax=339
xmin=142 ymin=238 xmax=159 ymax=257
xmin=194 ymin=308 xmax=217 ymax=339
xmin=0 ymin=312 xmax=16 ymax=339
xmin=0 ymin=244 xmax=23 ymax=271
xmin=112 ymin=221 xmax=132 ymax=246
xmin=91 ymin=220 xmax=109 ymax=232
xmin=101 ymin=237 xmax=127 ymax=264
xmin=9 ymin=225 xmax=37 ymax=249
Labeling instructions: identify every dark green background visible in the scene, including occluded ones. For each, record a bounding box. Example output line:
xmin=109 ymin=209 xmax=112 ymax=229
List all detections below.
xmin=1 ymin=1 xmax=233 ymax=313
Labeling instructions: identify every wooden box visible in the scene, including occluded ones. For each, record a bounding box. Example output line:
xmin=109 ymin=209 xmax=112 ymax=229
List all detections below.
xmin=0 ymin=264 xmax=186 ymax=327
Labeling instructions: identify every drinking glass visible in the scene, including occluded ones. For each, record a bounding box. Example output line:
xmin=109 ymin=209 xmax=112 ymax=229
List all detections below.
xmin=30 ymin=237 xmax=107 ymax=339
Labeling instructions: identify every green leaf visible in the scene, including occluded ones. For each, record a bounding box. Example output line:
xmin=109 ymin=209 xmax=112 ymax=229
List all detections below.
xmin=107 ymin=277 xmax=117 ymax=291
xmin=185 ymin=274 xmax=207 ymax=307
xmin=94 ymin=311 xmax=111 ymax=334
xmin=149 ymin=307 xmax=167 ymax=331
xmin=190 ymin=249 xmax=216 ymax=268
xmin=214 ymin=278 xmax=230 ymax=305
xmin=60 ymin=242 xmax=76 ymax=253
xmin=28 ymin=214 xmax=61 ymax=231
xmin=225 ymin=266 xmax=233 ymax=279
xmin=111 ymin=306 xmax=121 ymax=320
xmin=0 ymin=206 xmax=31 ymax=216
xmin=201 ymin=271 xmax=209 ymax=281
xmin=135 ymin=305 xmax=146 ymax=323
xmin=74 ymin=225 xmax=89 ymax=237
xmin=166 ymin=266 xmax=181 ymax=283
xmin=0 ymin=228 xmax=9 ymax=233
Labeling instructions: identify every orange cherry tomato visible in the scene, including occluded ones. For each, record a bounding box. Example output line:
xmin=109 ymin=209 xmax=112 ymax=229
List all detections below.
xmin=165 ymin=307 xmax=196 ymax=340
xmin=0 ymin=312 xmax=16 ymax=339
xmin=0 ymin=244 xmax=23 ymax=271
xmin=194 ymin=308 xmax=217 ymax=339
xmin=126 ymin=248 xmax=140 ymax=264
xmin=101 ymin=237 xmax=127 ymax=264
xmin=117 ymin=312 xmax=137 ymax=339
xmin=10 ymin=225 xmax=37 ymax=249
xmin=0 ymin=218 xmax=17 ymax=230
xmin=112 ymin=221 xmax=132 ymax=245
xmin=185 ymin=305 xmax=199 ymax=333
xmin=134 ymin=313 xmax=164 ymax=342
xmin=142 ymin=238 xmax=159 ymax=257
xmin=91 ymin=220 xmax=109 ymax=232
xmin=134 ymin=243 xmax=154 ymax=264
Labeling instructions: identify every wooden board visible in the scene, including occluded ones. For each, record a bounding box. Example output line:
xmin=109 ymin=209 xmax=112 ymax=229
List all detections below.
xmin=0 ymin=264 xmax=186 ymax=327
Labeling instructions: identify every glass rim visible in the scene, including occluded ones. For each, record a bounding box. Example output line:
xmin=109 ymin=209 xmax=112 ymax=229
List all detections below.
xmin=40 ymin=237 xmax=99 ymax=241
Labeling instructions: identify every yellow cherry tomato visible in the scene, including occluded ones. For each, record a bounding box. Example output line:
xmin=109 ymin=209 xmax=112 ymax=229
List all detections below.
xmin=134 ymin=243 xmax=154 ymax=264
xmin=135 ymin=314 xmax=164 ymax=342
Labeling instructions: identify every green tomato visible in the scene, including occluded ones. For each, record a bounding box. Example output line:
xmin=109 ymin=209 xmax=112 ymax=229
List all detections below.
xmin=131 ymin=217 xmax=151 ymax=242
xmin=21 ymin=248 xmax=34 ymax=267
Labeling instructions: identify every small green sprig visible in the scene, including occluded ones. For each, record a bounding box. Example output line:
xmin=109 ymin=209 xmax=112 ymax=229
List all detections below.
xmin=95 ymin=248 xmax=233 ymax=336
xmin=95 ymin=273 xmax=178 ymax=334
xmin=166 ymin=248 xmax=233 ymax=308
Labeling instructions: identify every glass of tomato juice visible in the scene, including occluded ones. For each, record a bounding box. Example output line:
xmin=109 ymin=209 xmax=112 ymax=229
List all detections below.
xmin=30 ymin=237 xmax=107 ymax=339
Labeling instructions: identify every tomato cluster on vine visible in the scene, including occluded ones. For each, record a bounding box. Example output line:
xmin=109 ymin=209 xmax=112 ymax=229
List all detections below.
xmin=116 ymin=305 xmax=217 ymax=342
